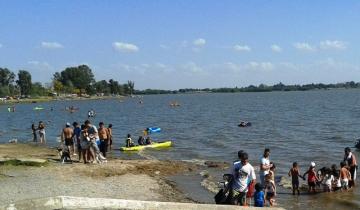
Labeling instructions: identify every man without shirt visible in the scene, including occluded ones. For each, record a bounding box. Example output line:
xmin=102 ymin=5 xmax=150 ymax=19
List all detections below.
xmin=62 ymin=123 xmax=74 ymax=155
xmin=98 ymin=122 xmax=110 ymax=157
xmin=231 ymin=151 xmax=256 ymax=206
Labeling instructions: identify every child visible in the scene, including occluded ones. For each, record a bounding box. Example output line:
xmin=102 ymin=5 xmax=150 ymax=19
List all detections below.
xmin=303 ymin=162 xmax=319 ymax=193
xmin=288 ymin=162 xmax=303 ymax=195
xmin=126 ymin=134 xmax=134 ymax=147
xmin=323 ymin=168 xmax=334 ymax=192
xmin=264 ymin=173 xmax=276 ymax=206
xmin=333 ymin=171 xmax=342 ymax=191
xmin=270 ymin=162 xmax=276 ymax=182
xmin=340 ymin=161 xmax=351 ymax=190
xmin=254 ymin=183 xmax=265 ymax=207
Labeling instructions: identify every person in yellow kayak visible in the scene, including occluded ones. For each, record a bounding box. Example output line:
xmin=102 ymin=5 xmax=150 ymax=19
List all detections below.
xmin=126 ymin=134 xmax=135 ymax=147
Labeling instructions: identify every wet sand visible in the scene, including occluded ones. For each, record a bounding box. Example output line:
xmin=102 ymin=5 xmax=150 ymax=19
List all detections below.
xmin=0 ymin=143 xmax=198 ymax=205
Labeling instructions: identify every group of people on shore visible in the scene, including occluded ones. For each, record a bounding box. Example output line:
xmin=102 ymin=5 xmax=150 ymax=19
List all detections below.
xmin=60 ymin=120 xmax=113 ymax=164
xmin=225 ymin=147 xmax=357 ymax=207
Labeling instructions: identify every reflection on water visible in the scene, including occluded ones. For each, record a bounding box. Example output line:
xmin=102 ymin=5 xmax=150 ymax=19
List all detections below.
xmin=0 ymin=89 xmax=359 ymax=209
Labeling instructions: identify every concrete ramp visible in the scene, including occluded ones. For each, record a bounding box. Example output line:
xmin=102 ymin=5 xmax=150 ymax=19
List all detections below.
xmin=1 ymin=196 xmax=285 ymax=210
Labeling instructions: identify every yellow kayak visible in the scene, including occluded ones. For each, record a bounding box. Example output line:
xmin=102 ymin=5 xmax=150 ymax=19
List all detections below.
xmin=120 ymin=141 xmax=172 ymax=151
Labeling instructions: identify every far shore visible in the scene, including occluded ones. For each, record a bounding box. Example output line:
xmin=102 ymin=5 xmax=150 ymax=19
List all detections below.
xmin=0 ymin=95 xmax=125 ymax=105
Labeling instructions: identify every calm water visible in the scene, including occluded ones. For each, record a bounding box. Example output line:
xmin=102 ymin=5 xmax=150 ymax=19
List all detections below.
xmin=0 ymin=89 xmax=359 ymax=209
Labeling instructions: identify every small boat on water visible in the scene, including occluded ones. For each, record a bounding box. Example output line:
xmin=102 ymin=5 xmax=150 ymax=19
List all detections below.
xmin=120 ymin=140 xmax=172 ymax=151
xmin=33 ymin=107 xmax=44 ymax=110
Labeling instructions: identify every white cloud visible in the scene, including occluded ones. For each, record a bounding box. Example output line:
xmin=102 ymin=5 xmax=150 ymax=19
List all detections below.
xmin=271 ymin=44 xmax=282 ymax=52
xmin=247 ymin=62 xmax=274 ymax=71
xmin=320 ymin=40 xmax=347 ymax=50
xmin=233 ymin=45 xmax=251 ymax=52
xmin=183 ymin=62 xmax=205 ymax=74
xmin=193 ymin=38 xmax=206 ymax=47
xmin=112 ymin=42 xmax=139 ymax=53
xmin=293 ymin=42 xmax=316 ymax=51
xmin=41 ymin=42 xmax=63 ymax=49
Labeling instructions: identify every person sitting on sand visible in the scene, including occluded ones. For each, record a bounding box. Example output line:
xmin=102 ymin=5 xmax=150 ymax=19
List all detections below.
xmin=288 ymin=162 xmax=303 ymax=195
xmin=126 ymin=134 xmax=134 ymax=147
xmin=303 ymin=162 xmax=320 ymax=193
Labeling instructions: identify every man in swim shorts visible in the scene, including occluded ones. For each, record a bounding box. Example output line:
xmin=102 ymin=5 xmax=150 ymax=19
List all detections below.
xmin=62 ymin=122 xmax=74 ymax=155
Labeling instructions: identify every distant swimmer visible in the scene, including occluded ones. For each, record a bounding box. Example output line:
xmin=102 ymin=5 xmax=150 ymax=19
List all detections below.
xmin=238 ymin=121 xmax=251 ymax=127
xmin=87 ymin=109 xmax=95 ymax=118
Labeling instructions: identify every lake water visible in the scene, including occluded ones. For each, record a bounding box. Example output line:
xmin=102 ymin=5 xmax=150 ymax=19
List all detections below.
xmin=0 ymin=89 xmax=359 ymax=209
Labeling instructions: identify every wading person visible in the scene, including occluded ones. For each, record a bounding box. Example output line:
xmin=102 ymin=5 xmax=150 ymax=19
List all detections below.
xmin=107 ymin=124 xmax=113 ymax=150
xmin=98 ymin=122 xmax=109 ymax=157
xmin=38 ymin=121 xmax=46 ymax=144
xmin=31 ymin=123 xmax=37 ymax=142
xmin=344 ymin=147 xmax=357 ymax=188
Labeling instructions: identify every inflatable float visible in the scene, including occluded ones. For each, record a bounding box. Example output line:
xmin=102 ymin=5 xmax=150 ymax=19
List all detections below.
xmin=147 ymin=127 xmax=161 ymax=133
xmin=120 ymin=140 xmax=172 ymax=151
xmin=33 ymin=107 xmax=44 ymax=110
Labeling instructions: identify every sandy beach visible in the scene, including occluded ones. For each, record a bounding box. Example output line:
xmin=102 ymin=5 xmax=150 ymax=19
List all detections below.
xmin=0 ymin=143 xmax=198 ymax=205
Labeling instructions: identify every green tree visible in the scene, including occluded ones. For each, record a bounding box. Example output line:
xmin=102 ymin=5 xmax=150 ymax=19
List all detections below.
xmin=59 ymin=65 xmax=95 ymax=94
xmin=0 ymin=68 xmax=15 ymax=86
xmin=53 ymin=80 xmax=63 ymax=94
xmin=16 ymin=70 xmax=32 ymax=96
xmin=127 ymin=80 xmax=135 ymax=95
xmin=94 ymin=80 xmax=110 ymax=95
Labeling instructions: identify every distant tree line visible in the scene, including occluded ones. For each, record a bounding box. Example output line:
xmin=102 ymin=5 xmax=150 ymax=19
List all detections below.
xmin=0 ymin=65 xmax=135 ymax=97
xmin=136 ymin=81 xmax=360 ymax=95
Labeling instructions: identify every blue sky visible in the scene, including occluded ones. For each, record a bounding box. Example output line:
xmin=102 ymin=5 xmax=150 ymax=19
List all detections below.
xmin=0 ymin=0 xmax=359 ymax=90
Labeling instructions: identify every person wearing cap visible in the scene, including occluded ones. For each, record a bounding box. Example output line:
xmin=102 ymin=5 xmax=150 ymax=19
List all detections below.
xmin=343 ymin=147 xmax=357 ymax=187
xmin=230 ymin=151 xmax=256 ymax=206
xmin=303 ymin=162 xmax=319 ymax=193
xmin=62 ymin=122 xmax=74 ymax=155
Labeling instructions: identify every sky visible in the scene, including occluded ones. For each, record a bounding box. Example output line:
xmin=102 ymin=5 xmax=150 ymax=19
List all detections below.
xmin=0 ymin=0 xmax=360 ymax=90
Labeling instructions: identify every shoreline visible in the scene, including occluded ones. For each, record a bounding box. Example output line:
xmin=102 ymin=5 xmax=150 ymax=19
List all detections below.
xmin=0 ymin=95 xmax=125 ymax=105
xmin=0 ymin=143 xmax=199 ymax=205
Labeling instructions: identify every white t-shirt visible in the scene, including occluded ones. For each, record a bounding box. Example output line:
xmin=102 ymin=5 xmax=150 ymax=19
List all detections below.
xmin=260 ymin=157 xmax=270 ymax=176
xmin=324 ymin=174 xmax=334 ymax=186
xmin=231 ymin=161 xmax=256 ymax=192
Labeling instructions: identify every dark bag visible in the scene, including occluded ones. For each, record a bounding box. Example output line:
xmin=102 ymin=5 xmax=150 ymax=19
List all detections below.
xmin=214 ymin=189 xmax=227 ymax=204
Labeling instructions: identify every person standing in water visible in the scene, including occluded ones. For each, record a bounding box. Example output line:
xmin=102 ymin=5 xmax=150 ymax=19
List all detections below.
xmin=107 ymin=124 xmax=113 ymax=150
xmin=31 ymin=123 xmax=37 ymax=142
xmin=344 ymin=147 xmax=357 ymax=188
xmin=38 ymin=121 xmax=46 ymax=144
xmin=98 ymin=122 xmax=110 ymax=157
